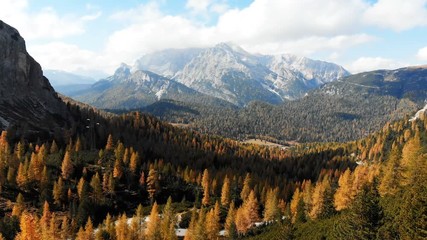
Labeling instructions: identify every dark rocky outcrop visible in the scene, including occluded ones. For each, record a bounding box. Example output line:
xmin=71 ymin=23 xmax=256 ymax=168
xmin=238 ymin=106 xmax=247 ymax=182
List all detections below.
xmin=0 ymin=20 xmax=71 ymax=138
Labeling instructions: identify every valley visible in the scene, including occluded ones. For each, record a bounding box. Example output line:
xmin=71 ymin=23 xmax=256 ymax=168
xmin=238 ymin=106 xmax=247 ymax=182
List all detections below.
xmin=0 ymin=4 xmax=426 ymax=239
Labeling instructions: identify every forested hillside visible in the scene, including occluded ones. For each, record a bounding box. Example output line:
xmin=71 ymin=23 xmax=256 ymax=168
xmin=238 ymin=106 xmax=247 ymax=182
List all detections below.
xmin=0 ymin=99 xmax=425 ymax=239
xmin=141 ymin=67 xmax=427 ymax=142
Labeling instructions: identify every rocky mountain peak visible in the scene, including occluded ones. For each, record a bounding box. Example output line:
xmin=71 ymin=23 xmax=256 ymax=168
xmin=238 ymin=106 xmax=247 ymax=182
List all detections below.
xmin=114 ymin=63 xmax=131 ymax=78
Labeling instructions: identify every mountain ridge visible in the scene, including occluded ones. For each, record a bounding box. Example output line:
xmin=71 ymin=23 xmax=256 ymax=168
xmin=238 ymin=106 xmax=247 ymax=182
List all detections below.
xmin=73 ymin=43 xmax=349 ymax=108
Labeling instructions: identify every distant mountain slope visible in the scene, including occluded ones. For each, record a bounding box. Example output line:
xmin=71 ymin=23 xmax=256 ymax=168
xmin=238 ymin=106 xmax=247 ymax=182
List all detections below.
xmin=133 ymin=48 xmax=203 ymax=78
xmin=142 ymin=66 xmax=427 ymax=142
xmin=73 ymin=64 xmax=233 ymax=110
xmin=318 ymin=67 xmax=427 ymax=102
xmin=0 ymin=20 xmax=71 ymax=136
xmin=44 ymin=69 xmax=96 ymax=86
xmin=44 ymin=69 xmax=96 ymax=96
xmin=132 ymin=43 xmax=349 ymax=106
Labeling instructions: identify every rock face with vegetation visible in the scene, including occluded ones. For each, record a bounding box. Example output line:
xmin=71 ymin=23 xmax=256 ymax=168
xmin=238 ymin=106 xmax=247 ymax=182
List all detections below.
xmin=0 ymin=20 xmax=71 ymax=137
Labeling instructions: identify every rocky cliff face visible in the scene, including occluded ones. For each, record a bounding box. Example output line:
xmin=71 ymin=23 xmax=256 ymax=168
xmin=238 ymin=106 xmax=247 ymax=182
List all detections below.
xmin=0 ymin=20 xmax=71 ymax=136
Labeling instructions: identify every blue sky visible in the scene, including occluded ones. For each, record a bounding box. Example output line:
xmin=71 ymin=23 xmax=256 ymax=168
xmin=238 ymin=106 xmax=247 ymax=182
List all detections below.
xmin=1 ymin=0 xmax=427 ymax=79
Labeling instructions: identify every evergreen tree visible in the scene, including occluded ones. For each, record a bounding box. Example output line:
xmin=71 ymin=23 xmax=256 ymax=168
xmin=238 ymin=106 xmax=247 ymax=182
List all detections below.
xmin=334 ymin=183 xmax=383 ymax=240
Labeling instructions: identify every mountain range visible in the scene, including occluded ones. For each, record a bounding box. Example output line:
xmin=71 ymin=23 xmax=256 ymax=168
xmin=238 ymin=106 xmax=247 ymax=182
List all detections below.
xmin=71 ymin=43 xmax=349 ymax=108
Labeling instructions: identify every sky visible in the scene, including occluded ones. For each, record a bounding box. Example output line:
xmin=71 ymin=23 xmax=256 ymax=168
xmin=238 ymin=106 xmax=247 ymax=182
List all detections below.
xmin=1 ymin=0 xmax=427 ymax=79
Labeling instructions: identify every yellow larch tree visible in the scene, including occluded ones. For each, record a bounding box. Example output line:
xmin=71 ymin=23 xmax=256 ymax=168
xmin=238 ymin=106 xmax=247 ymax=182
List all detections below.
xmin=201 ymin=169 xmax=210 ymax=206
xmin=221 ymin=175 xmax=231 ymax=206
xmin=146 ymin=202 xmax=161 ymax=240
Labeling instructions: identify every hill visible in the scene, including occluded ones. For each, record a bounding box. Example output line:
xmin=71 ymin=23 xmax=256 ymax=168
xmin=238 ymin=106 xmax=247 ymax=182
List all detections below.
xmin=141 ymin=66 xmax=427 ymax=142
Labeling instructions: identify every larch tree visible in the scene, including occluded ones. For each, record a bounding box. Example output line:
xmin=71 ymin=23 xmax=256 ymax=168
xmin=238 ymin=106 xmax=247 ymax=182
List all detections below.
xmin=129 ymin=151 xmax=140 ymax=174
xmin=378 ymin=145 xmax=402 ymax=196
xmin=194 ymin=207 xmax=207 ymax=240
xmin=16 ymin=162 xmax=28 ymax=189
xmin=12 ymin=193 xmax=25 ymax=217
xmin=113 ymin=158 xmax=123 ymax=179
xmin=147 ymin=168 xmax=159 ymax=204
xmin=221 ymin=175 xmax=231 ymax=206
xmin=60 ymin=216 xmax=70 ymax=240
xmin=400 ymin=131 xmax=423 ymax=186
xmin=77 ymin=177 xmax=88 ymax=201
xmin=84 ymin=217 xmax=94 ymax=240
xmin=16 ymin=212 xmax=41 ymax=240
xmin=264 ymin=188 xmax=280 ymax=221
xmin=290 ymin=187 xmax=301 ymax=222
xmin=309 ymin=177 xmax=332 ymax=220
xmin=105 ymin=134 xmax=114 ymax=151
xmin=90 ymin=172 xmax=103 ymax=204
xmin=235 ymin=206 xmax=250 ymax=236
xmin=334 ymin=183 xmax=382 ymax=240
xmin=104 ymin=213 xmax=116 ymax=239
xmin=61 ymin=151 xmax=73 ymax=180
xmin=160 ymin=197 xmax=177 ymax=240
xmin=205 ymin=201 xmax=221 ymax=239
xmin=40 ymin=201 xmax=51 ymax=239
xmin=334 ymin=168 xmax=353 ymax=211
xmin=302 ymin=180 xmax=313 ymax=217
xmin=240 ymin=173 xmax=251 ymax=201
xmin=146 ymin=202 xmax=161 ymax=240
xmin=184 ymin=207 xmax=197 ymax=240
xmin=225 ymin=202 xmax=237 ymax=239
xmin=201 ymin=169 xmax=210 ymax=206
xmin=245 ymin=190 xmax=260 ymax=225
xmin=116 ymin=214 xmax=129 ymax=240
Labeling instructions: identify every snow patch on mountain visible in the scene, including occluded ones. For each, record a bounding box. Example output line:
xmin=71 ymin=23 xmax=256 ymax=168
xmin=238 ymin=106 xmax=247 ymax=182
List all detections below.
xmin=409 ymin=103 xmax=427 ymax=121
xmin=155 ymin=83 xmax=169 ymax=100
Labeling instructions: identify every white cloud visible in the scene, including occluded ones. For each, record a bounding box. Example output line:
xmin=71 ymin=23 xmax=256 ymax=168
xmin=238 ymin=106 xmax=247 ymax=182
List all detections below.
xmin=28 ymin=42 xmax=109 ymax=75
xmin=417 ymin=46 xmax=427 ymax=60
xmin=242 ymin=34 xmax=375 ymax=56
xmin=0 ymin=0 xmax=99 ymax=40
xmin=8 ymin=0 xmax=427 ymax=77
xmin=364 ymin=0 xmax=427 ymax=31
xmin=186 ymin=0 xmax=214 ymax=12
xmin=106 ymin=0 xmax=371 ymax=61
xmin=346 ymin=57 xmax=408 ymax=73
